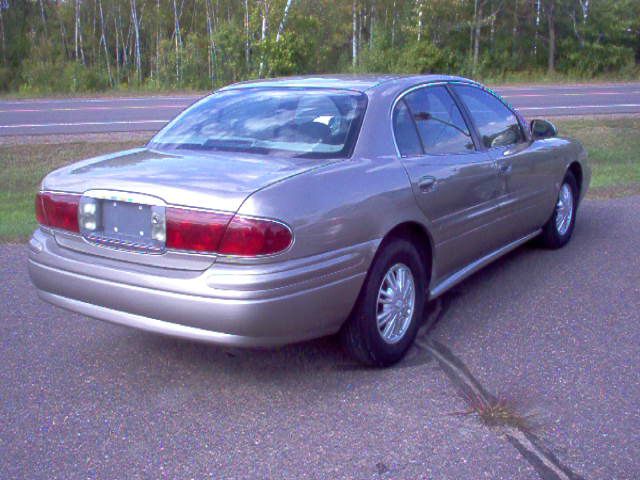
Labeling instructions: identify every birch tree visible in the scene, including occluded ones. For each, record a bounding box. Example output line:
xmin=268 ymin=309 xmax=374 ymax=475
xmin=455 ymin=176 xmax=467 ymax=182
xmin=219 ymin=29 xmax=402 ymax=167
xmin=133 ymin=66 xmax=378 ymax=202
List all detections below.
xmin=130 ymin=0 xmax=142 ymax=83
xmin=258 ymin=0 xmax=269 ymax=77
xmin=352 ymin=0 xmax=357 ymax=68
xmin=173 ymin=0 xmax=183 ymax=84
xmin=244 ymin=0 xmax=250 ymax=69
xmin=38 ymin=0 xmax=48 ymax=39
xmin=155 ymin=0 xmax=160 ymax=81
xmin=205 ymin=0 xmax=217 ymax=86
xmin=0 ymin=3 xmax=5 ymax=64
xmin=276 ymin=0 xmax=293 ymax=42
xmin=98 ymin=0 xmax=113 ymax=85
xmin=114 ymin=4 xmax=121 ymax=82
xmin=75 ymin=0 xmax=86 ymax=64
xmin=417 ymin=0 xmax=423 ymax=42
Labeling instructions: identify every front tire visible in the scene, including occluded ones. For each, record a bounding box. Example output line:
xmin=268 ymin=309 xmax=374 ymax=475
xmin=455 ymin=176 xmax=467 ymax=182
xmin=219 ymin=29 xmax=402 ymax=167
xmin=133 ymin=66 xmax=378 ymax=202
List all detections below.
xmin=539 ymin=171 xmax=578 ymax=249
xmin=340 ymin=238 xmax=426 ymax=367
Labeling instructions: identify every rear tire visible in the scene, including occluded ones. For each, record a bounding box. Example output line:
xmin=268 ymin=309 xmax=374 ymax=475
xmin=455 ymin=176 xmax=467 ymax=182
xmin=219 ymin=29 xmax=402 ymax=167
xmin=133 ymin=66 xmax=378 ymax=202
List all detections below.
xmin=539 ymin=171 xmax=578 ymax=249
xmin=340 ymin=238 xmax=426 ymax=367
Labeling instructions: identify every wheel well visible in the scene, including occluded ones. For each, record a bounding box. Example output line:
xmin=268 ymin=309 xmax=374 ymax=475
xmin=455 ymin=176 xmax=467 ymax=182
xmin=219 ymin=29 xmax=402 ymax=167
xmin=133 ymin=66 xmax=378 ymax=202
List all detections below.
xmin=568 ymin=162 xmax=583 ymax=197
xmin=381 ymin=222 xmax=433 ymax=287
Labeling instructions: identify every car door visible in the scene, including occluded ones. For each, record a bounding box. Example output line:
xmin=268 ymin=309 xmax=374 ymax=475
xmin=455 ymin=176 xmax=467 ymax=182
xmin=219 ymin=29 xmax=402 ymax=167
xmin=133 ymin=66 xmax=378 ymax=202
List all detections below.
xmin=451 ymin=84 xmax=555 ymax=240
xmin=393 ymin=84 xmax=504 ymax=280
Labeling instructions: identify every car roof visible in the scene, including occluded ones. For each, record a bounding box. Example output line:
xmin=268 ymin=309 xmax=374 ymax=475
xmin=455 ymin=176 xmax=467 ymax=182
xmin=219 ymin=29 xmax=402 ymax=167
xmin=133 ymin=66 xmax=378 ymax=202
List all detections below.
xmin=220 ymin=74 xmax=479 ymax=93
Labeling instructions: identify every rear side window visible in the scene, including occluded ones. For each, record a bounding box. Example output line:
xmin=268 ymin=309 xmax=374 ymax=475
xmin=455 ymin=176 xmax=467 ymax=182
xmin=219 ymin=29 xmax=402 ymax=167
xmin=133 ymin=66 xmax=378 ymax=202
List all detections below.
xmin=393 ymin=100 xmax=423 ymax=157
xmin=453 ymin=85 xmax=525 ymax=149
xmin=403 ymin=86 xmax=475 ymax=155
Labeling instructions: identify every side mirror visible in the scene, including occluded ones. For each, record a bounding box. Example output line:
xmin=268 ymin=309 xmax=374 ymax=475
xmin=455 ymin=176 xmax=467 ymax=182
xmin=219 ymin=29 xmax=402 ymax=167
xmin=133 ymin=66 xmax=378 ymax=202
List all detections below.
xmin=530 ymin=119 xmax=558 ymax=139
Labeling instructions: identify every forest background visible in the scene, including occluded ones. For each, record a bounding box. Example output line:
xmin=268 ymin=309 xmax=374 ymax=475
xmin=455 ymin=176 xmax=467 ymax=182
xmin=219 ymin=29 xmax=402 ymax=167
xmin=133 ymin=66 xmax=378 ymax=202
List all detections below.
xmin=0 ymin=0 xmax=639 ymax=95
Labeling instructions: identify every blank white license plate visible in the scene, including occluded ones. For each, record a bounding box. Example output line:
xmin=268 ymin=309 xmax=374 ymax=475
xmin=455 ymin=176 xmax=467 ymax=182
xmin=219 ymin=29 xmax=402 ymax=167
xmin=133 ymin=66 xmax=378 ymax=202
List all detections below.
xmin=101 ymin=200 xmax=153 ymax=243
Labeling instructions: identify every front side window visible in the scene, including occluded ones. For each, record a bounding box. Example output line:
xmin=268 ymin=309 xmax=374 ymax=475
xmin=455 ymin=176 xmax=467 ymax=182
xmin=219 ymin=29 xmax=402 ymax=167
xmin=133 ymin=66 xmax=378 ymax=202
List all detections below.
xmin=453 ymin=85 xmax=525 ymax=149
xmin=403 ymin=86 xmax=475 ymax=155
xmin=149 ymin=88 xmax=367 ymax=159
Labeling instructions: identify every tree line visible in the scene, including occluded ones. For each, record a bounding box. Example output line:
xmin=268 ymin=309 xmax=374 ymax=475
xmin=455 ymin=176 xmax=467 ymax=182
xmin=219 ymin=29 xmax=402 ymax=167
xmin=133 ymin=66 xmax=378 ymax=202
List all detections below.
xmin=0 ymin=0 xmax=638 ymax=94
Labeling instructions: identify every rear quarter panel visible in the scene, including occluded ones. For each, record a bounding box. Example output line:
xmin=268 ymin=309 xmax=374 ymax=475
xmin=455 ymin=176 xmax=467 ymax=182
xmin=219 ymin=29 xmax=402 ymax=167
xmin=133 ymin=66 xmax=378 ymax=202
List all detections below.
xmin=237 ymin=154 xmax=426 ymax=263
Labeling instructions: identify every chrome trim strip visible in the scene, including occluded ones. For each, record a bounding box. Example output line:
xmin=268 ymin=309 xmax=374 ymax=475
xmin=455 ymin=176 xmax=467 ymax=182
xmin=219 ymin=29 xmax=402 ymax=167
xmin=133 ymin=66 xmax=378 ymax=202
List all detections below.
xmin=39 ymin=190 xmax=82 ymax=197
xmin=429 ymin=229 xmax=541 ymax=299
xmin=84 ymin=233 xmax=165 ymax=254
xmin=82 ymin=189 xmax=167 ymax=206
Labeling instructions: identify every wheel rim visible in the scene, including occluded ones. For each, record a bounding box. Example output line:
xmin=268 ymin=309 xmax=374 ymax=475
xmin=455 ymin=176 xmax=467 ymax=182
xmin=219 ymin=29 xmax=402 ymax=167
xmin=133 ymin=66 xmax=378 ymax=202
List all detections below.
xmin=555 ymin=183 xmax=574 ymax=236
xmin=376 ymin=263 xmax=416 ymax=344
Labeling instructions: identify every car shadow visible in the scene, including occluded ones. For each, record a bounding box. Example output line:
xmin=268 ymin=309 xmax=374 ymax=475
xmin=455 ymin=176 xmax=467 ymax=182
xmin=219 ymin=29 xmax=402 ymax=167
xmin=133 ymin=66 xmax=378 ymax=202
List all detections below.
xmin=108 ymin=218 xmax=596 ymax=381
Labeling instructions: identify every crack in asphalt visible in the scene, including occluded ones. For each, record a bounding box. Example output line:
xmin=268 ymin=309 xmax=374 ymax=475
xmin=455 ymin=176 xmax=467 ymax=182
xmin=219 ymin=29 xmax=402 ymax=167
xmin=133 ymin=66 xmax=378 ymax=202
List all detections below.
xmin=328 ymin=290 xmax=587 ymax=478
xmin=506 ymin=428 xmax=584 ymax=480
xmin=415 ymin=297 xmax=586 ymax=480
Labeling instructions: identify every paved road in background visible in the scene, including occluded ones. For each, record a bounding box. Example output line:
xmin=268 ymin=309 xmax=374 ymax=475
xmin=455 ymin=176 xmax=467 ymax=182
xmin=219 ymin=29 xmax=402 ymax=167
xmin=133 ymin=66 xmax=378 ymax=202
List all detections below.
xmin=2 ymin=196 xmax=639 ymax=479
xmin=1 ymin=82 xmax=639 ymax=136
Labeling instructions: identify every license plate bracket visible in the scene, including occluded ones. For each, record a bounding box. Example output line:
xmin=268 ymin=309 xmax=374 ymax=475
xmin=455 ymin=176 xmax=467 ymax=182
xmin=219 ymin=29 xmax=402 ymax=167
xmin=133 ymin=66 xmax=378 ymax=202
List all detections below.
xmin=79 ymin=191 xmax=166 ymax=254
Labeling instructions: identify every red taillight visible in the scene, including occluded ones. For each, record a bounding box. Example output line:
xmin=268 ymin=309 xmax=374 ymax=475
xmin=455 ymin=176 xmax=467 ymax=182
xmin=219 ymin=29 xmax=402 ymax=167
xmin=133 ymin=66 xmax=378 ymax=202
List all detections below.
xmin=218 ymin=216 xmax=293 ymax=256
xmin=166 ymin=207 xmax=233 ymax=253
xmin=35 ymin=194 xmax=293 ymax=257
xmin=166 ymin=207 xmax=292 ymax=256
xmin=35 ymin=192 xmax=80 ymax=233
xmin=35 ymin=193 xmax=47 ymax=225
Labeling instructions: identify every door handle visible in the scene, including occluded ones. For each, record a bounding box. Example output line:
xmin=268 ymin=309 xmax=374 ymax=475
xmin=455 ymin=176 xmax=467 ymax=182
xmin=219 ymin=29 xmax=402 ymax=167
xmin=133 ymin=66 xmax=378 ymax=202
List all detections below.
xmin=497 ymin=162 xmax=512 ymax=175
xmin=418 ymin=175 xmax=437 ymax=192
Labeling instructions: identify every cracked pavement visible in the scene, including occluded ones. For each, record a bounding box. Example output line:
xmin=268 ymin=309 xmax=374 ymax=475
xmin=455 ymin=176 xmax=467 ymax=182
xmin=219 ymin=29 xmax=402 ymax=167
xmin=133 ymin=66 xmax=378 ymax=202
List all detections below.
xmin=1 ymin=196 xmax=639 ymax=479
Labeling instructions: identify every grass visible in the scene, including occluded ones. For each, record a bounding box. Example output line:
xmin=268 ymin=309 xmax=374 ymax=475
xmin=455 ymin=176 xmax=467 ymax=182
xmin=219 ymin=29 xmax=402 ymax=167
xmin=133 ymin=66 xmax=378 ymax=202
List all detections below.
xmin=0 ymin=117 xmax=638 ymax=242
xmin=0 ymin=141 xmax=141 ymax=242
xmin=555 ymin=117 xmax=640 ymax=196
xmin=483 ymin=68 xmax=640 ymax=86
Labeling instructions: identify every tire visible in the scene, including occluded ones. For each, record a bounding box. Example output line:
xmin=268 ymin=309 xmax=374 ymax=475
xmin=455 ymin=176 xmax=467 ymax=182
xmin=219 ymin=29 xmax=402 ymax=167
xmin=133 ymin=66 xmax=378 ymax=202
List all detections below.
xmin=539 ymin=171 xmax=578 ymax=249
xmin=340 ymin=238 xmax=427 ymax=367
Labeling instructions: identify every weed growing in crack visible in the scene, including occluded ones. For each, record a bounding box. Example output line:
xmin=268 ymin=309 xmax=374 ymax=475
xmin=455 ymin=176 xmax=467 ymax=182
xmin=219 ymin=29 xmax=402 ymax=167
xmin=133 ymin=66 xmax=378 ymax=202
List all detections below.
xmin=451 ymin=394 xmax=537 ymax=431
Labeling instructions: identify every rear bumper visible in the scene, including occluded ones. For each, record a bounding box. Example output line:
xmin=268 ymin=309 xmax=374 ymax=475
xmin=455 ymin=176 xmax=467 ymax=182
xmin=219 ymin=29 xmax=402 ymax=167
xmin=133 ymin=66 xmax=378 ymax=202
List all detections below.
xmin=28 ymin=229 xmax=375 ymax=347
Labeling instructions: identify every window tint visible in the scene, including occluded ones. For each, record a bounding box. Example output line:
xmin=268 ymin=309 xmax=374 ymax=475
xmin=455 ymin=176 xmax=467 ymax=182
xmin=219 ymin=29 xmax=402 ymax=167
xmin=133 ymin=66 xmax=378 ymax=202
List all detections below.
xmin=393 ymin=100 xmax=423 ymax=157
xmin=403 ymin=86 xmax=475 ymax=155
xmin=453 ymin=85 xmax=524 ymax=149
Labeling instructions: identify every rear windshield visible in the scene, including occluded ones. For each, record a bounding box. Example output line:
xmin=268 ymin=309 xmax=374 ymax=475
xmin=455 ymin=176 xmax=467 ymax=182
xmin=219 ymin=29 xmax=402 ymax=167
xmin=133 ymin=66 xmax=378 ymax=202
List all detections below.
xmin=149 ymin=88 xmax=367 ymax=159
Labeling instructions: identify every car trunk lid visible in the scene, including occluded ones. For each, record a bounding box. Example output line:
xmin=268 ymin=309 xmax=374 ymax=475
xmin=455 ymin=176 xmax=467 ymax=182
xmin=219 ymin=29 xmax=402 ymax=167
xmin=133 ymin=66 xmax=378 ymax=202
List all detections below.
xmin=43 ymin=147 xmax=322 ymax=212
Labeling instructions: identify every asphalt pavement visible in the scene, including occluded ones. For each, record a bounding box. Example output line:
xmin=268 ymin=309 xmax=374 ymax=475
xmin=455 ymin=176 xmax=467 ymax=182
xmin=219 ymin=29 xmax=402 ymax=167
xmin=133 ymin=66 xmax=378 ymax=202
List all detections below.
xmin=1 ymin=195 xmax=639 ymax=479
xmin=0 ymin=82 xmax=639 ymax=136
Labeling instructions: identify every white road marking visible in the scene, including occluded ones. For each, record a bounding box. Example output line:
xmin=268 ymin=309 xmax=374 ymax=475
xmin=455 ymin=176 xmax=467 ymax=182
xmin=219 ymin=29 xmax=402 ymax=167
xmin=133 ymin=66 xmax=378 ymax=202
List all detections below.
xmin=519 ymin=103 xmax=640 ymax=110
xmin=503 ymin=91 xmax=640 ymax=98
xmin=0 ymin=120 xmax=170 ymax=129
xmin=2 ymin=95 xmax=638 ymax=115
xmin=0 ymin=96 xmax=199 ymax=105
xmin=0 ymin=104 xmax=186 ymax=113
xmin=497 ymin=83 xmax=640 ymax=90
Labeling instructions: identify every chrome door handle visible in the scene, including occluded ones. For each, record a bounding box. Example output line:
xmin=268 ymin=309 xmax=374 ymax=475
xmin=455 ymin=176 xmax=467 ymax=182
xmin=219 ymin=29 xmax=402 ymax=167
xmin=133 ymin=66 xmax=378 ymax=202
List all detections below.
xmin=418 ymin=176 xmax=437 ymax=192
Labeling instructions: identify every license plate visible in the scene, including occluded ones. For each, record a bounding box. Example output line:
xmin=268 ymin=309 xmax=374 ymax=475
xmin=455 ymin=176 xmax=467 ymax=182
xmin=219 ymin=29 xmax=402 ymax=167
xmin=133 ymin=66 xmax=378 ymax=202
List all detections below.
xmin=79 ymin=192 xmax=166 ymax=253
